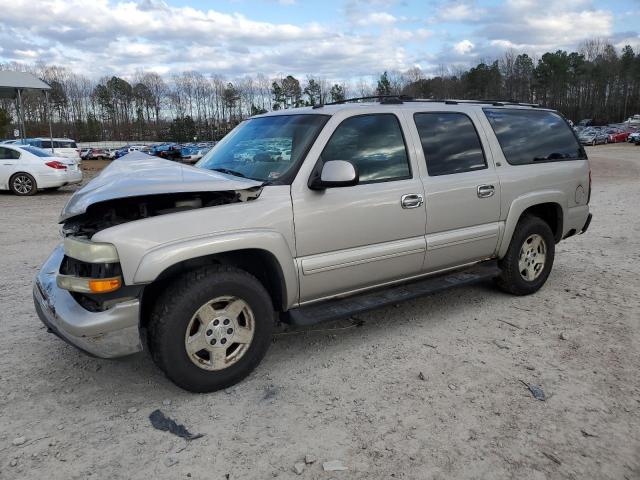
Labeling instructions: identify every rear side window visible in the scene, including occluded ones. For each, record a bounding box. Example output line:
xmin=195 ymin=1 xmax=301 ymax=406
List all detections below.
xmin=320 ymin=114 xmax=410 ymax=183
xmin=414 ymin=112 xmax=486 ymax=176
xmin=484 ymin=109 xmax=585 ymax=165
xmin=0 ymin=147 xmax=20 ymax=159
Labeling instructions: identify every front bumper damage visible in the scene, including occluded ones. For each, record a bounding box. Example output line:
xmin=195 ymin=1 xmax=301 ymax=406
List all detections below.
xmin=33 ymin=245 xmax=143 ymax=358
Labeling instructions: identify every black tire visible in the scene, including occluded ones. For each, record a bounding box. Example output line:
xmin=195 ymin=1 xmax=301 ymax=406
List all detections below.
xmin=9 ymin=172 xmax=37 ymax=196
xmin=495 ymin=215 xmax=555 ymax=296
xmin=148 ymin=265 xmax=275 ymax=392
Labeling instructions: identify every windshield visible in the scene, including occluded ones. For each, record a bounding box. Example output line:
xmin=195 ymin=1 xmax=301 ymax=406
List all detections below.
xmin=21 ymin=145 xmax=54 ymax=157
xmin=197 ymin=114 xmax=328 ymax=182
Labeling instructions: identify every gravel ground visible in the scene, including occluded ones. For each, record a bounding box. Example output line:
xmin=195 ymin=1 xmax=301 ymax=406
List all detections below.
xmin=0 ymin=145 xmax=639 ymax=479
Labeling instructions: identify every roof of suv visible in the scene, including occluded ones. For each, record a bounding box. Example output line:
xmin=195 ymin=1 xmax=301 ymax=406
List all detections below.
xmin=257 ymin=98 xmax=553 ymax=118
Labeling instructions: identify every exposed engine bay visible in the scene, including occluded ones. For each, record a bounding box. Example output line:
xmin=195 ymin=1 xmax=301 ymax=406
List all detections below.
xmin=62 ymin=188 xmax=261 ymax=238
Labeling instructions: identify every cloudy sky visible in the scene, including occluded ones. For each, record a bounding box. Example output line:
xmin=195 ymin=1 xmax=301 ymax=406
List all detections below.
xmin=1 ymin=0 xmax=639 ymax=79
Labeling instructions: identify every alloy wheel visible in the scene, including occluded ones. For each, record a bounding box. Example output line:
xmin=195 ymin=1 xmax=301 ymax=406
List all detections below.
xmin=518 ymin=234 xmax=547 ymax=282
xmin=12 ymin=175 xmax=34 ymax=195
xmin=184 ymin=295 xmax=255 ymax=371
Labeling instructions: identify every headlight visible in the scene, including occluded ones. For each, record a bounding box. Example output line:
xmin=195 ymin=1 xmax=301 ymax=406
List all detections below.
xmin=63 ymin=237 xmax=119 ymax=263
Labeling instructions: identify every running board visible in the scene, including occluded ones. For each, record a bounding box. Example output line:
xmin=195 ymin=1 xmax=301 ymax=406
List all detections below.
xmin=284 ymin=260 xmax=501 ymax=326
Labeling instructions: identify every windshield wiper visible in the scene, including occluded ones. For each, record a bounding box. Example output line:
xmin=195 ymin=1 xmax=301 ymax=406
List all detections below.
xmin=212 ymin=167 xmax=248 ymax=178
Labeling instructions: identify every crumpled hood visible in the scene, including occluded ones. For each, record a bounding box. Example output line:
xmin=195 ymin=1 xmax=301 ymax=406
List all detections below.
xmin=60 ymin=152 xmax=262 ymax=222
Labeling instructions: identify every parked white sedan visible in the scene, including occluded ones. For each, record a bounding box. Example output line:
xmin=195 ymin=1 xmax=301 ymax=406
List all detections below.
xmin=0 ymin=144 xmax=82 ymax=195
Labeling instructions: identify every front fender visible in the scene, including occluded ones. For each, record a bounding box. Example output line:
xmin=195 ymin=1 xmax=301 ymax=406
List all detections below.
xmin=133 ymin=229 xmax=298 ymax=307
xmin=498 ymin=191 xmax=566 ymax=258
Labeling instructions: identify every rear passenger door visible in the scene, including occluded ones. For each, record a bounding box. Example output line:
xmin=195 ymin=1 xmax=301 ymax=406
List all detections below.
xmin=406 ymin=110 xmax=501 ymax=271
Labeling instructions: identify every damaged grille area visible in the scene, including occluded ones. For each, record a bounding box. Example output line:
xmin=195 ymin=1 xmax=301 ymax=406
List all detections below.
xmin=62 ymin=189 xmax=260 ymax=237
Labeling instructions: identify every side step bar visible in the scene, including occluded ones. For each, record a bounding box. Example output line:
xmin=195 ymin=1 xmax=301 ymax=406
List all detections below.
xmin=284 ymin=260 xmax=501 ymax=327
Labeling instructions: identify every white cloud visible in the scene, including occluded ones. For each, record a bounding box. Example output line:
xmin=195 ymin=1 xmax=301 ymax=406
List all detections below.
xmin=453 ymin=39 xmax=474 ymax=55
xmin=356 ymin=12 xmax=398 ymax=26
xmin=436 ymin=1 xmax=486 ymax=21
xmin=0 ymin=0 xmax=425 ymax=78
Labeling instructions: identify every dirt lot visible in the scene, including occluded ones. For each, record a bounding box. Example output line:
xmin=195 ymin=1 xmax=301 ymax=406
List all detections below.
xmin=1 ymin=146 xmax=639 ymax=479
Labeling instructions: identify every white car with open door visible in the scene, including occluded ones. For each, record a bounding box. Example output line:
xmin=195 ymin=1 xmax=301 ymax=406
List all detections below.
xmin=0 ymin=144 xmax=82 ymax=195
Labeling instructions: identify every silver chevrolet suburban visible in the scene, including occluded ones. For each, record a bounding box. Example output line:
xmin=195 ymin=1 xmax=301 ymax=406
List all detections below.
xmin=33 ymin=98 xmax=592 ymax=392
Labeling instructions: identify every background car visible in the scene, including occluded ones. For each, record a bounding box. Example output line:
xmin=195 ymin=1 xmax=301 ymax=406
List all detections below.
xmin=604 ymin=128 xmax=630 ymax=143
xmin=0 ymin=144 xmax=82 ymax=195
xmin=114 ymin=145 xmax=146 ymax=158
xmin=627 ymin=131 xmax=640 ymax=143
xmin=85 ymin=148 xmax=110 ymax=160
xmin=578 ymin=128 xmax=609 ymax=145
xmin=19 ymin=138 xmax=81 ymax=160
xmin=180 ymin=145 xmax=208 ymax=164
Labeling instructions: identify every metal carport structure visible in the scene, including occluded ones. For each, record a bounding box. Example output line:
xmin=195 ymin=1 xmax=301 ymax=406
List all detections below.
xmin=0 ymin=71 xmax=53 ymax=149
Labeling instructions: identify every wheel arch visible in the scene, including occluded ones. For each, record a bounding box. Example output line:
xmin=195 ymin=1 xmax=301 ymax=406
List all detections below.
xmin=499 ymin=193 xmax=565 ymax=258
xmin=139 ymin=246 xmax=294 ymax=331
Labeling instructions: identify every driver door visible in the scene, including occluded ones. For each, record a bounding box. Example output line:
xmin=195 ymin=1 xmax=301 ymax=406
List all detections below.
xmin=291 ymin=112 xmax=427 ymax=304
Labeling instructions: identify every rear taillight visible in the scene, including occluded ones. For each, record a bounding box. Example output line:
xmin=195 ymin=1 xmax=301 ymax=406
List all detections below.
xmin=45 ymin=161 xmax=67 ymax=170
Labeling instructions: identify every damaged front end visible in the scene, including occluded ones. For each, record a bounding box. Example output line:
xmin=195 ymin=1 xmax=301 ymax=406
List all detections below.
xmin=61 ymin=189 xmax=260 ymax=238
xmin=53 ymin=152 xmax=263 ymax=312
xmin=60 ymin=152 xmax=264 ymax=237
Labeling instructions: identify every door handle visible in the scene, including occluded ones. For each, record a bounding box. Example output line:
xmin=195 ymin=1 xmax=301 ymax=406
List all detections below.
xmin=401 ymin=193 xmax=424 ymax=209
xmin=477 ymin=184 xmax=495 ymax=198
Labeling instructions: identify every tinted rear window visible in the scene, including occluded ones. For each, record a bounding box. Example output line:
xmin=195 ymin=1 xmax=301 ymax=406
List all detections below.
xmin=483 ymin=109 xmax=585 ymax=165
xmin=414 ymin=112 xmax=486 ymax=176
xmin=55 ymin=141 xmax=77 ymax=148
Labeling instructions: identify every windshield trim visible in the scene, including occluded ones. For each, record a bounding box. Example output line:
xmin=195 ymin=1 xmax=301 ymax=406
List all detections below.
xmin=197 ymin=113 xmax=330 ymax=186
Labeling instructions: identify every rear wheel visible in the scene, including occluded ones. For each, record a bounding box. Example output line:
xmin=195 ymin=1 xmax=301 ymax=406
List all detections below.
xmin=10 ymin=173 xmax=37 ymax=196
xmin=148 ymin=265 xmax=275 ymax=392
xmin=495 ymin=215 xmax=555 ymax=295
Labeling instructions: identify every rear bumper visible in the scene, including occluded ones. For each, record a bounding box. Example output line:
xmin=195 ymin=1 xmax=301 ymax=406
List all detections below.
xmin=33 ymin=245 xmax=142 ymax=358
xmin=38 ymin=170 xmax=83 ymax=188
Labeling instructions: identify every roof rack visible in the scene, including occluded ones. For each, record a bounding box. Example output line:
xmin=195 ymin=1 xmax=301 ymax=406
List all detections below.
xmin=313 ymin=95 xmax=413 ymax=108
xmin=406 ymin=98 xmax=541 ymax=108
xmin=312 ymin=96 xmax=541 ymax=109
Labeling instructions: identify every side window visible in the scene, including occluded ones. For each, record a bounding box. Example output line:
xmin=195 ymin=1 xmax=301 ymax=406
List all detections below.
xmin=414 ymin=112 xmax=486 ymax=176
xmin=320 ymin=114 xmax=410 ymax=183
xmin=0 ymin=147 xmax=20 ymax=160
xmin=483 ymin=108 xmax=585 ymax=165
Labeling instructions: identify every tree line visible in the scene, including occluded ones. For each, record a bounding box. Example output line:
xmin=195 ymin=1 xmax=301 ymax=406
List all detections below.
xmin=1 ymin=39 xmax=639 ymax=142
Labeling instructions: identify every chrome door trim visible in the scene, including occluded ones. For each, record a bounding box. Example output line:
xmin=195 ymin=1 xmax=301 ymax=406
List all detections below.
xmin=300 ymin=237 xmax=426 ymax=275
xmin=427 ymin=222 xmax=501 ymax=250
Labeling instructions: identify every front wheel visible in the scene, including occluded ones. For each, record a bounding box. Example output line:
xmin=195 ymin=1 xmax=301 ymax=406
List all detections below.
xmin=495 ymin=215 xmax=555 ymax=295
xmin=148 ymin=265 xmax=274 ymax=392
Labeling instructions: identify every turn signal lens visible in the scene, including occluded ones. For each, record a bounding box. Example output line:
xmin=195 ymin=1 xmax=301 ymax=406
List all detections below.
xmin=88 ymin=277 xmax=121 ymax=293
